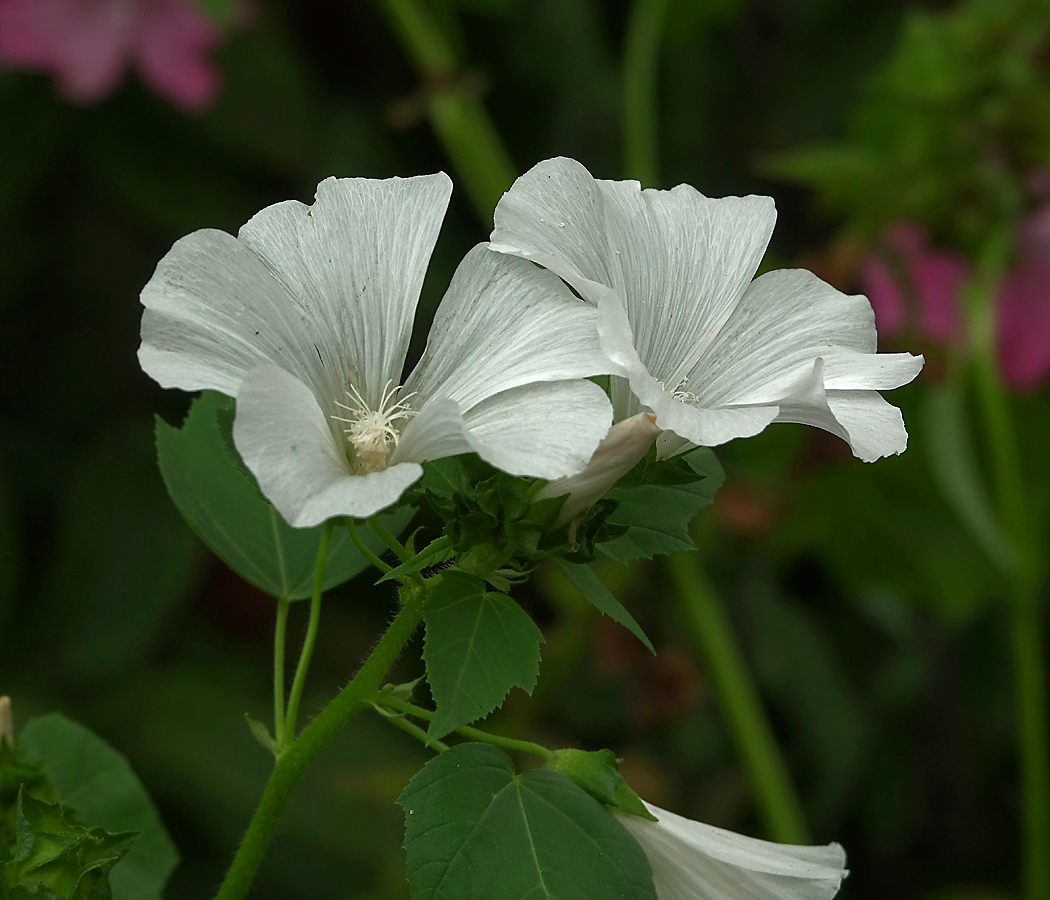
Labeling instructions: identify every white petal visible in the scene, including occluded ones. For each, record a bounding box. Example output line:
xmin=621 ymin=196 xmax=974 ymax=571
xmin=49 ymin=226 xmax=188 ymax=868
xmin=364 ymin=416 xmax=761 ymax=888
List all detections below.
xmin=236 ymin=174 xmax=453 ymax=410
xmin=619 ymin=802 xmax=847 ymax=900
xmin=688 ymin=269 xmax=922 ymax=407
xmin=404 ymin=244 xmax=619 ymax=411
xmin=490 ymin=156 xmax=618 ymax=294
xmin=139 ymin=229 xmax=316 ymax=396
xmin=390 ymin=395 xmax=477 ymax=465
xmin=537 ymin=411 xmax=661 ymax=523
xmin=775 ymin=390 xmax=909 ymax=462
xmin=596 ymin=178 xmax=776 ymax=386
xmin=233 ymin=365 xmax=422 ymax=527
xmin=461 ymin=380 xmax=614 ymax=479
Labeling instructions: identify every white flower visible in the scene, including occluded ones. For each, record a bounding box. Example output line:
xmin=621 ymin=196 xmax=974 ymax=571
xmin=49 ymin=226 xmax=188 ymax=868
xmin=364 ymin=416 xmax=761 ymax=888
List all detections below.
xmin=139 ymin=174 xmax=615 ymax=527
xmin=490 ymin=157 xmax=924 ymax=462
xmin=618 ymin=801 xmax=847 ymax=900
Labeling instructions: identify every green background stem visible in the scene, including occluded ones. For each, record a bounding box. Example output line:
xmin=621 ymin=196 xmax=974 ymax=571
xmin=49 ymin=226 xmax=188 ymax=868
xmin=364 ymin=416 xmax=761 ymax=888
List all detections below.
xmin=282 ymin=522 xmax=333 ymax=747
xmin=215 ymin=594 xmax=426 ymax=900
xmin=374 ymin=0 xmax=516 ymax=222
xmin=622 ymin=0 xmax=668 ymax=186
xmin=666 ymin=553 xmax=810 ymax=844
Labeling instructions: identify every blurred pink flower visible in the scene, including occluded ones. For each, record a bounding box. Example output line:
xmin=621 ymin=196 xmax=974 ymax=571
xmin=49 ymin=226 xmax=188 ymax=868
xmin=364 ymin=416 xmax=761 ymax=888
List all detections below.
xmin=0 ymin=0 xmax=222 ymax=111
xmin=861 ymin=217 xmax=1050 ymax=391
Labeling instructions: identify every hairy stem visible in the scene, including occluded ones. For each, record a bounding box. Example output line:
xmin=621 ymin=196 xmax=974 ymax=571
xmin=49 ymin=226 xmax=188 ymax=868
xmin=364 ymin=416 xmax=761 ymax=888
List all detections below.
xmin=348 ymin=518 xmax=393 ymax=574
xmin=214 ymin=590 xmax=426 ymax=900
xmin=666 ymin=553 xmax=810 ymax=844
xmin=622 ymin=0 xmax=668 ymax=187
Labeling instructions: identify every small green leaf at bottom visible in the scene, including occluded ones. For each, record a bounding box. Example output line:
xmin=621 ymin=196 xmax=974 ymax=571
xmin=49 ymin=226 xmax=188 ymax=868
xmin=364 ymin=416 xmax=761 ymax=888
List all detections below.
xmin=398 ymin=744 xmax=656 ymax=900
xmin=554 ymin=560 xmax=653 ymax=653
xmin=423 ymin=572 xmax=543 ymax=740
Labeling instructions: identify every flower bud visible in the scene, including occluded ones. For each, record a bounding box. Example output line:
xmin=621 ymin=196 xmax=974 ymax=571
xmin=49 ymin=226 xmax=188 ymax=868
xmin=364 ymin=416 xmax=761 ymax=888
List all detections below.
xmin=538 ymin=412 xmax=661 ymax=529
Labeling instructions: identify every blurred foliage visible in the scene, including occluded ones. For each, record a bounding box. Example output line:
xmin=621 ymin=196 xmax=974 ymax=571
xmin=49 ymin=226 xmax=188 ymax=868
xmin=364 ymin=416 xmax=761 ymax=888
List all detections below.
xmin=1 ymin=1 xmax=1047 ymax=899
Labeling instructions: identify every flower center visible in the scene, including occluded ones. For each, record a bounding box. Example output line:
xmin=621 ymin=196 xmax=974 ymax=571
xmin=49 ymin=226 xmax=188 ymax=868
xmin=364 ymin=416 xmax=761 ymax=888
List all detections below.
xmin=658 ymin=376 xmax=698 ymax=404
xmin=332 ymin=380 xmax=416 ymax=474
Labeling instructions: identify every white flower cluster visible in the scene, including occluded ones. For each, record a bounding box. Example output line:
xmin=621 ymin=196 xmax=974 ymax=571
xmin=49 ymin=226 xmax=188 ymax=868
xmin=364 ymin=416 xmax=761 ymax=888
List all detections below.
xmin=139 ymin=157 xmax=922 ymax=529
xmin=138 ymin=157 xmax=885 ymax=898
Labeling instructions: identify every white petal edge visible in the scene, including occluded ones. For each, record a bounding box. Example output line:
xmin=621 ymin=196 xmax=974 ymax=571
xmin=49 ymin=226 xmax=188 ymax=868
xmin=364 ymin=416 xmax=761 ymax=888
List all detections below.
xmin=461 ymin=380 xmax=614 ymax=480
xmin=405 ymin=244 xmax=621 ymax=411
xmin=618 ymin=802 xmax=847 ymax=900
xmin=233 ymin=364 xmax=422 ymax=527
xmin=140 ymin=228 xmax=317 ymax=397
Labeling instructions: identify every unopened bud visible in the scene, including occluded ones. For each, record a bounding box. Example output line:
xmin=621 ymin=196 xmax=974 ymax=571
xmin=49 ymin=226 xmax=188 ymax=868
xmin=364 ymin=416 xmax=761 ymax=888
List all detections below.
xmin=0 ymin=696 xmax=12 ymax=746
xmin=538 ymin=412 xmax=661 ymax=528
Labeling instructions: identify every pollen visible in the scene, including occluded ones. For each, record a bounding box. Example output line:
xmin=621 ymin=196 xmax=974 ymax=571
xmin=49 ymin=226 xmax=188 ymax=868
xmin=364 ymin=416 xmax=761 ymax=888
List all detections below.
xmin=331 ymin=380 xmax=416 ymax=473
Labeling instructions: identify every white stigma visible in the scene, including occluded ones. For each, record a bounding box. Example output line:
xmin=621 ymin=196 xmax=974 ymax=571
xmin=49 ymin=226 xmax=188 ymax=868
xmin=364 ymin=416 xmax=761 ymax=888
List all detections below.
xmin=658 ymin=375 xmax=699 ymax=404
xmin=331 ymin=380 xmax=416 ymax=473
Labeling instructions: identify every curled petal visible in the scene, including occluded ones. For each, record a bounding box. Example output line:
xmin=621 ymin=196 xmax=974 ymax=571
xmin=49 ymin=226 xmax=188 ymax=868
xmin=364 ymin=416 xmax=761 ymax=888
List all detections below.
xmin=233 ymin=365 xmax=422 ymax=526
xmin=619 ymin=801 xmax=847 ymax=900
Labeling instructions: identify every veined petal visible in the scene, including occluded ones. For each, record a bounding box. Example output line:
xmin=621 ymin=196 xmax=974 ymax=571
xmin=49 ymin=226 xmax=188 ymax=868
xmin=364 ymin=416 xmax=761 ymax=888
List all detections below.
xmin=490 ymin=156 xmax=618 ymax=294
xmin=596 ymin=178 xmax=776 ymax=386
xmin=619 ymin=802 xmax=847 ymax=900
xmin=236 ymin=174 xmax=453 ymax=411
xmin=404 ymin=244 xmax=619 ymax=410
xmin=688 ymin=269 xmax=922 ymax=407
xmin=462 ymin=380 xmax=614 ymax=479
xmin=139 ymin=228 xmax=316 ymax=396
xmin=233 ymin=365 xmax=422 ymax=527
xmin=390 ymin=395 xmax=476 ymax=465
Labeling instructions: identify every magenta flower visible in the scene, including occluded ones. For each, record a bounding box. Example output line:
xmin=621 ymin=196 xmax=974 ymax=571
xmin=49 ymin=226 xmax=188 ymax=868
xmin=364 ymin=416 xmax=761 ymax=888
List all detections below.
xmin=0 ymin=0 xmax=223 ymax=112
xmin=861 ymin=217 xmax=1050 ymax=391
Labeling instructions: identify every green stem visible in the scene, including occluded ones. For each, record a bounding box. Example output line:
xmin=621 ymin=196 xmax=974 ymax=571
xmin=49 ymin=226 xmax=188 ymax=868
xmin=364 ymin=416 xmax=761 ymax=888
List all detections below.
xmin=622 ymin=0 xmax=668 ymax=187
xmin=374 ymin=0 xmax=517 ymax=222
xmin=272 ymin=597 xmax=291 ymax=748
xmin=368 ymin=516 xmax=411 ymax=563
xmin=375 ymin=707 xmax=449 ymax=752
xmin=214 ymin=590 xmax=426 ymax=900
xmin=1011 ymin=588 xmax=1050 ymax=900
xmin=348 ymin=518 xmax=393 ymax=574
xmin=378 ymin=696 xmax=553 ymax=760
xmin=964 ymin=261 xmax=1048 ymax=900
xmin=282 ymin=522 xmax=333 ymax=748
xmin=666 ymin=553 xmax=810 ymax=844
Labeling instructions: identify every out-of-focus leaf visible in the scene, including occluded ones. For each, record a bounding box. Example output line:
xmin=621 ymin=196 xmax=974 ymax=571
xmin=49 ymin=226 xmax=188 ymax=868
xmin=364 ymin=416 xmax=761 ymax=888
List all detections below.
xmin=398 ymin=743 xmax=656 ymax=900
xmin=422 ymin=571 xmax=543 ymax=739
xmin=922 ymin=384 xmax=1012 ymax=571
xmin=20 ymin=714 xmax=178 ymax=900
xmin=554 ymin=559 xmax=653 ymax=653
xmin=156 ymin=391 xmax=413 ymax=601
xmin=38 ymin=426 xmax=203 ymax=678
xmin=192 ymin=0 xmax=239 ymax=25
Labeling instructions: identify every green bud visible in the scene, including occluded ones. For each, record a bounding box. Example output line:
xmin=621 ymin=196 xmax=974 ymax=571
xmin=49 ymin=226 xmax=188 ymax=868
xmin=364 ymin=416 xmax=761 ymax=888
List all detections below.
xmin=545 ymin=748 xmax=659 ymax=820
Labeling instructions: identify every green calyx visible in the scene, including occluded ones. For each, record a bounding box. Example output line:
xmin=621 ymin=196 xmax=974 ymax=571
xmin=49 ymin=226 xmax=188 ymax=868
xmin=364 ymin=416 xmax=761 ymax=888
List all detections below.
xmin=544 ymin=749 xmax=657 ymax=821
xmin=1 ymin=788 xmax=138 ymax=900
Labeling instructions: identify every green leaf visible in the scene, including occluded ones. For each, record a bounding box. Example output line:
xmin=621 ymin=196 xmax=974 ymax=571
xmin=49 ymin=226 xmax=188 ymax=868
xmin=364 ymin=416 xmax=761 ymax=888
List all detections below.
xmin=378 ymin=536 xmax=454 ymax=583
xmin=19 ymin=716 xmax=177 ymax=900
xmin=244 ymin=716 xmax=277 ymax=756
xmin=398 ymin=744 xmax=656 ymax=900
xmin=191 ymin=0 xmax=239 ymax=25
xmin=554 ymin=560 xmax=653 ymax=653
xmin=423 ymin=572 xmax=543 ymax=739
xmin=598 ymin=447 xmax=724 ymax=563
xmin=921 ymin=385 xmax=1013 ymax=571
xmin=155 ymin=391 xmax=413 ymax=601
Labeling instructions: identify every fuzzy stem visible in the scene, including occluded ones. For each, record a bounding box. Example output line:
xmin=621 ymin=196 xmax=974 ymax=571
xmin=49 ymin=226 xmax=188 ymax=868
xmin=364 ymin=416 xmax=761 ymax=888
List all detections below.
xmin=348 ymin=518 xmax=393 ymax=574
xmin=622 ymin=0 xmax=668 ymax=187
xmin=282 ymin=522 xmax=332 ymax=749
xmin=666 ymin=553 xmax=810 ymax=844
xmin=214 ymin=591 xmax=426 ymax=900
